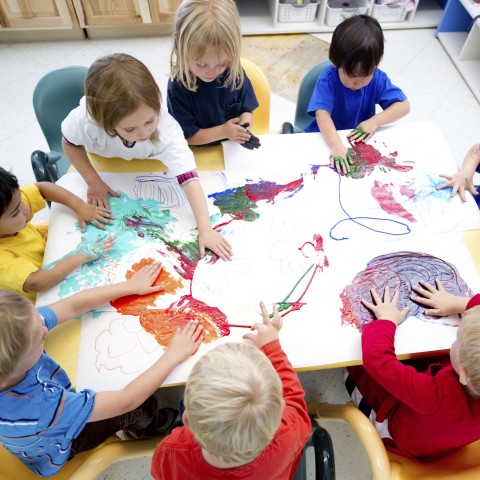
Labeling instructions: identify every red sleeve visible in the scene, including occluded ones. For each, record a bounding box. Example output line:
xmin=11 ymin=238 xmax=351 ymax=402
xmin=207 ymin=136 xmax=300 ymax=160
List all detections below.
xmin=466 ymin=294 xmax=480 ymax=310
xmin=261 ymin=340 xmax=311 ymax=439
xmin=361 ymin=320 xmax=445 ymax=414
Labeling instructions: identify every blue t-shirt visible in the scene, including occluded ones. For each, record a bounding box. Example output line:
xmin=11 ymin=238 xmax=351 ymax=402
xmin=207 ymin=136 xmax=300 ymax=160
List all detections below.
xmin=167 ymin=68 xmax=259 ymax=141
xmin=0 ymin=306 xmax=96 ymax=477
xmin=304 ymin=65 xmax=407 ymax=133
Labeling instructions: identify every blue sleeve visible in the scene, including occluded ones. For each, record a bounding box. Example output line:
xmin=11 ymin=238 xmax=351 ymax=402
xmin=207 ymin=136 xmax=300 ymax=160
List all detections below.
xmin=307 ymin=66 xmax=335 ymax=118
xmin=37 ymin=306 xmax=58 ymax=332
xmin=376 ymin=70 xmax=407 ymax=110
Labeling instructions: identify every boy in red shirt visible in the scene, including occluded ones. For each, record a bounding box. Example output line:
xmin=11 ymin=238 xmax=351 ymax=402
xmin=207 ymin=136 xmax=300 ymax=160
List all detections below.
xmin=151 ymin=302 xmax=311 ymax=480
xmin=347 ymin=281 xmax=480 ymax=459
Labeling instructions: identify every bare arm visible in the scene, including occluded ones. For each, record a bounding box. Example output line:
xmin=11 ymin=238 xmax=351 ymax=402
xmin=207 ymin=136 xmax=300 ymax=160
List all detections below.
xmin=187 ymin=118 xmax=251 ymax=146
xmin=90 ymin=320 xmax=203 ymax=421
xmin=35 ymin=182 xmax=113 ymax=230
xmin=182 ymin=180 xmax=232 ymax=261
xmin=62 ymin=139 xmax=120 ymax=209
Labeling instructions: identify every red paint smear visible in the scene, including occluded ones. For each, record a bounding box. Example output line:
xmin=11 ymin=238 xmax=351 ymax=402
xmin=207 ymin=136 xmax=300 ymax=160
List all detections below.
xmin=111 ymin=258 xmax=183 ymax=314
xmin=139 ymin=295 xmax=229 ymax=346
xmin=244 ymin=178 xmax=303 ymax=204
xmin=399 ymin=183 xmax=416 ymax=200
xmin=371 ymin=180 xmax=416 ymax=223
xmin=339 ymin=291 xmax=358 ymax=327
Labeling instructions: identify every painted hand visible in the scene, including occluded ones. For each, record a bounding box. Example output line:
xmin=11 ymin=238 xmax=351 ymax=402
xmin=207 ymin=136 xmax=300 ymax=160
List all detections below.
xmin=164 ymin=320 xmax=204 ymax=363
xmin=361 ymin=286 xmax=409 ymax=325
xmin=76 ymin=234 xmax=115 ymax=263
xmin=240 ymin=122 xmax=261 ymax=150
xmin=126 ymin=262 xmax=165 ymax=295
xmin=76 ymin=202 xmax=114 ymax=231
xmin=198 ymin=227 xmax=233 ymax=261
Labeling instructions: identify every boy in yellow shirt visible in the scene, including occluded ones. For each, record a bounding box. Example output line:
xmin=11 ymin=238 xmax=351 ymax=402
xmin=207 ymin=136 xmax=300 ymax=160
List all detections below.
xmin=0 ymin=167 xmax=113 ymax=302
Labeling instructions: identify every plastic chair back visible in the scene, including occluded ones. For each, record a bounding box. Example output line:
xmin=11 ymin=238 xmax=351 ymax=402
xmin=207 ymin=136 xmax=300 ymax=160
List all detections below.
xmin=240 ymin=58 xmax=271 ymax=135
xmin=293 ymin=60 xmax=331 ymax=133
xmin=32 ymin=66 xmax=88 ymax=179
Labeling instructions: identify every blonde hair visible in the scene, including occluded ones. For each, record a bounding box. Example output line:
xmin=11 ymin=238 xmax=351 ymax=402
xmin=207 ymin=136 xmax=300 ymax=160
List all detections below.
xmin=459 ymin=307 xmax=480 ymax=394
xmin=0 ymin=290 xmax=35 ymax=382
xmin=85 ymin=53 xmax=161 ymax=143
xmin=184 ymin=342 xmax=284 ymax=463
xmin=171 ymin=0 xmax=243 ymax=92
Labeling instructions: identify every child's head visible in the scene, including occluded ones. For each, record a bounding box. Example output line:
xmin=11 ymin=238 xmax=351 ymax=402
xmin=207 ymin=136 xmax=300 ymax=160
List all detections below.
xmin=171 ymin=0 xmax=243 ymax=92
xmin=451 ymin=306 xmax=480 ymax=397
xmin=184 ymin=342 xmax=284 ymax=463
xmin=0 ymin=167 xmax=29 ymax=237
xmin=0 ymin=290 xmax=47 ymax=389
xmin=329 ymin=14 xmax=384 ymax=90
xmin=85 ymin=53 xmax=161 ymax=143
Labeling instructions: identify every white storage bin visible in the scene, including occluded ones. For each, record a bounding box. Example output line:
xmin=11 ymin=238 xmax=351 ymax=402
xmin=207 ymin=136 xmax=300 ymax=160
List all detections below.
xmin=278 ymin=2 xmax=320 ymax=22
xmin=371 ymin=3 xmax=407 ymax=22
xmin=325 ymin=0 xmax=371 ymax=27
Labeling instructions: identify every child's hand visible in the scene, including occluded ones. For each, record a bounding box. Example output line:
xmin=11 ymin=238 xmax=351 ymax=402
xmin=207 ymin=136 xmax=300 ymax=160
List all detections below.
xmin=411 ymin=279 xmax=470 ymax=316
xmin=223 ymin=118 xmax=252 ymax=144
xmin=348 ymin=120 xmax=377 ymax=142
xmin=330 ymin=145 xmax=351 ymax=175
xmin=362 ymin=286 xmax=409 ymax=325
xmin=87 ymin=179 xmax=121 ymax=210
xmin=198 ymin=227 xmax=233 ymax=261
xmin=437 ymin=171 xmax=478 ymax=202
xmin=125 ymin=262 xmax=165 ymax=295
xmin=239 ymin=123 xmax=261 ymax=150
xmin=77 ymin=234 xmax=114 ymax=263
xmin=164 ymin=320 xmax=204 ymax=364
xmin=243 ymin=301 xmax=283 ymax=348
xmin=75 ymin=201 xmax=114 ymax=231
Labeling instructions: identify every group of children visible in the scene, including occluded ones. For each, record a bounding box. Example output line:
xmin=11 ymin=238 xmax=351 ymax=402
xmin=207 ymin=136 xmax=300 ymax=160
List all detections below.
xmin=1 ymin=0 xmax=480 ymax=477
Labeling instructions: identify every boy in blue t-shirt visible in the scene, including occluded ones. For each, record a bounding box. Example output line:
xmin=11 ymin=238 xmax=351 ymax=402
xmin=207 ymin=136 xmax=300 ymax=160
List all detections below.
xmin=305 ymin=15 xmax=410 ymax=174
xmin=0 ymin=262 xmax=203 ymax=477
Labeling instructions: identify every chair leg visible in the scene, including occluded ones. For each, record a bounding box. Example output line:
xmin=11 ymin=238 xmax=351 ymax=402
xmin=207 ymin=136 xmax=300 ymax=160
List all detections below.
xmin=31 ymin=150 xmax=51 ymax=183
xmin=311 ymin=423 xmax=335 ymax=480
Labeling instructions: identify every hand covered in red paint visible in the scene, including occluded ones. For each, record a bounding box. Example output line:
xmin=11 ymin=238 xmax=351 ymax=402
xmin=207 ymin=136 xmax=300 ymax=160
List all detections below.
xmin=329 ymin=144 xmax=352 ymax=175
xmin=125 ymin=262 xmax=165 ymax=295
xmin=243 ymin=302 xmax=283 ymax=348
xmin=198 ymin=227 xmax=233 ymax=261
xmin=348 ymin=119 xmax=377 ymax=142
xmin=411 ymin=279 xmax=470 ymax=316
xmin=164 ymin=320 xmax=204 ymax=363
xmin=361 ymin=286 xmax=409 ymax=325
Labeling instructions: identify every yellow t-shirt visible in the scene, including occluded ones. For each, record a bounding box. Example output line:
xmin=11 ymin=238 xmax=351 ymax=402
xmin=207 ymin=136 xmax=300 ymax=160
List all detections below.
xmin=0 ymin=184 xmax=47 ymax=302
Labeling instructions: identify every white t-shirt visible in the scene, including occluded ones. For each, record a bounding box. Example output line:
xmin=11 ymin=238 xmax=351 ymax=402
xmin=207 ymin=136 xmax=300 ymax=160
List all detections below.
xmin=61 ymin=96 xmax=196 ymax=177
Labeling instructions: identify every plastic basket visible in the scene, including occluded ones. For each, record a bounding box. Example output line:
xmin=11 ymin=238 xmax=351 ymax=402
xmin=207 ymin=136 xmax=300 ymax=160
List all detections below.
xmin=325 ymin=0 xmax=371 ymax=27
xmin=278 ymin=2 xmax=320 ymax=22
xmin=371 ymin=3 xmax=407 ymax=21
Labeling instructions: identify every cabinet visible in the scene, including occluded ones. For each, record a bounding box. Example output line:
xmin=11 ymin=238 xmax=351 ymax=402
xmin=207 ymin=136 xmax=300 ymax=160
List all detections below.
xmin=436 ymin=0 xmax=480 ymax=103
xmin=237 ymin=0 xmax=444 ymax=34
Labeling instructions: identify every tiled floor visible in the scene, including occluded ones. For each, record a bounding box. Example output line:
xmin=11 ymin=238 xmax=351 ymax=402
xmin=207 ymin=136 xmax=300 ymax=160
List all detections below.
xmin=1 ymin=28 xmax=479 ymax=480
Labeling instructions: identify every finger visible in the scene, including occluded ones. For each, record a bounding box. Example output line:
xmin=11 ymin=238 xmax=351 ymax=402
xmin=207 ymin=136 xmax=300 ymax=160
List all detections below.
xmin=109 ymin=188 xmax=121 ymax=198
xmin=400 ymin=306 xmax=409 ymax=319
xmin=80 ymin=220 xmax=86 ymax=232
xmin=93 ymin=219 xmax=105 ymax=229
xmin=411 ymin=294 xmax=433 ymax=306
xmin=361 ymin=298 xmax=375 ymax=311
xmin=436 ymin=181 xmax=449 ymax=191
xmin=329 ymin=155 xmax=335 ymax=168
xmin=411 ymin=286 xmax=430 ymax=298
xmin=418 ymin=280 xmax=436 ymax=293
xmin=391 ymin=289 xmax=400 ymax=305
xmin=435 ymin=279 xmax=444 ymax=291
xmin=102 ymin=198 xmax=111 ymax=211
xmin=424 ymin=308 xmax=441 ymax=317
xmin=259 ymin=301 xmax=269 ymax=324
xmin=383 ymin=285 xmax=391 ymax=302
xmin=370 ymin=288 xmax=381 ymax=304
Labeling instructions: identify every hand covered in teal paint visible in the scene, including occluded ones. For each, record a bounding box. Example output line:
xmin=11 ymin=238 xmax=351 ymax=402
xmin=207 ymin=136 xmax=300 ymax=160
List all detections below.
xmin=348 ymin=119 xmax=377 ymax=142
xmin=411 ymin=279 xmax=470 ymax=317
xmin=198 ymin=227 xmax=233 ymax=261
xmin=361 ymin=286 xmax=409 ymax=325
xmin=75 ymin=200 xmax=114 ymax=231
xmin=76 ymin=234 xmax=115 ymax=263
xmin=243 ymin=302 xmax=283 ymax=348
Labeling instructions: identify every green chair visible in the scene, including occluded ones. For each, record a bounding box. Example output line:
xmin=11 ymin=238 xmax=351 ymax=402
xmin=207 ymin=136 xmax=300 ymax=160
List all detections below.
xmin=281 ymin=60 xmax=331 ymax=134
xmin=31 ymin=66 xmax=88 ymax=183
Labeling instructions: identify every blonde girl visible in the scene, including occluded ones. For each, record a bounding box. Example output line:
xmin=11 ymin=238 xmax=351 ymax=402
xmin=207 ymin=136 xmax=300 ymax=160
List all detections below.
xmin=61 ymin=53 xmax=232 ymax=261
xmin=168 ymin=0 xmax=260 ymax=149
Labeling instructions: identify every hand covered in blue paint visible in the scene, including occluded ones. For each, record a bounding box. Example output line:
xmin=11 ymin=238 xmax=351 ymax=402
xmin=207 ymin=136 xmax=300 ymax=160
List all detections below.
xmin=76 ymin=234 xmax=115 ymax=263
xmin=361 ymin=286 xmax=409 ymax=325
xmin=240 ymin=123 xmax=261 ymax=150
xmin=243 ymin=302 xmax=283 ymax=348
xmin=348 ymin=119 xmax=377 ymax=142
xmin=411 ymin=279 xmax=470 ymax=317
xmin=199 ymin=227 xmax=233 ymax=261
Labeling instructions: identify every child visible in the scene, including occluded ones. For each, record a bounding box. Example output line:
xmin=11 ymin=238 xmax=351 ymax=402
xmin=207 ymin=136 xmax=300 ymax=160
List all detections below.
xmin=0 ymin=262 xmax=204 ymax=477
xmin=0 ymin=167 xmax=113 ymax=303
xmin=438 ymin=143 xmax=480 ymax=206
xmin=61 ymin=53 xmax=232 ymax=261
xmin=346 ymin=281 xmax=480 ymax=460
xmin=151 ymin=302 xmax=311 ymax=479
xmin=305 ymin=15 xmax=410 ymax=174
xmin=168 ymin=0 xmax=260 ymax=150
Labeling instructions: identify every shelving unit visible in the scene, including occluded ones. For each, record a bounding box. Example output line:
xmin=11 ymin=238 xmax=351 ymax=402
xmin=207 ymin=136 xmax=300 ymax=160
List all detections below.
xmin=238 ymin=0 xmax=444 ymax=35
xmin=436 ymin=0 xmax=480 ymax=103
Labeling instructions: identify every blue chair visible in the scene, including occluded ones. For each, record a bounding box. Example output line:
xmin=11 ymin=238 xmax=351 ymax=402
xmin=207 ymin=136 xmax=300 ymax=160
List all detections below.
xmin=281 ymin=60 xmax=331 ymax=134
xmin=31 ymin=66 xmax=88 ymax=183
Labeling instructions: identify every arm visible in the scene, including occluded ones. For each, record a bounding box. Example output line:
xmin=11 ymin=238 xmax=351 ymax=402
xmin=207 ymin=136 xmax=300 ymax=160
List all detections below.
xmin=437 ymin=144 xmax=480 ymax=202
xmin=315 ymin=110 xmax=351 ymax=175
xmin=62 ymin=139 xmax=120 ymax=210
xmin=47 ymin=262 xmax=163 ymax=323
xmin=348 ymin=100 xmax=410 ymax=142
xmin=186 ymin=118 xmax=251 ymax=146
xmin=411 ymin=279 xmax=470 ymax=316
xmin=182 ymin=180 xmax=232 ymax=261
xmin=90 ymin=320 xmax=203 ymax=421
xmin=23 ymin=235 xmax=114 ymax=293
xmin=35 ymin=182 xmax=113 ymax=231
